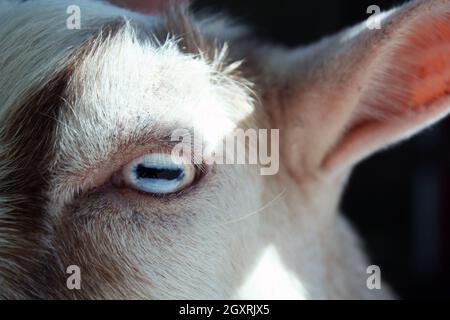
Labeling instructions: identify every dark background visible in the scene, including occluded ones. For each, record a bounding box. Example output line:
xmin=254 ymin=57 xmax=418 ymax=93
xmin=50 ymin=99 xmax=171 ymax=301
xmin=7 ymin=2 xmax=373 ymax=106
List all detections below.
xmin=194 ymin=0 xmax=450 ymax=299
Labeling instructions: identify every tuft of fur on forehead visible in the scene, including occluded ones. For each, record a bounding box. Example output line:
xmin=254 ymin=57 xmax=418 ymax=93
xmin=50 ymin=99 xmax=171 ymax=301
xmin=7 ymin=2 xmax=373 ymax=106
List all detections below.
xmin=156 ymin=1 xmax=212 ymax=56
xmin=0 ymin=0 xmax=255 ymax=299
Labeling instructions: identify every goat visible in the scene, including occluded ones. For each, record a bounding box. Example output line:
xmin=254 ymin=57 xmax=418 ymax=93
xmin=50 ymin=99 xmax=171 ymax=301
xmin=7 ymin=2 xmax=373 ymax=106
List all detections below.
xmin=0 ymin=0 xmax=449 ymax=299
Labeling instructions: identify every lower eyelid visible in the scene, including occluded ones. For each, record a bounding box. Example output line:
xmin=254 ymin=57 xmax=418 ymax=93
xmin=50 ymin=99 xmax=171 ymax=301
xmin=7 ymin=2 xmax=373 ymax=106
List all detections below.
xmin=111 ymin=171 xmax=125 ymax=188
xmin=93 ymin=163 xmax=210 ymax=204
xmin=61 ymin=163 xmax=210 ymax=215
xmin=134 ymin=178 xmax=183 ymax=193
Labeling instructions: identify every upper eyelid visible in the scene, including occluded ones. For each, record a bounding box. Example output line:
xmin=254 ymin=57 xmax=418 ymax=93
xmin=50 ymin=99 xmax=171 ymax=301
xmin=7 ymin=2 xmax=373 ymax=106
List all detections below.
xmin=48 ymin=145 xmax=211 ymax=217
xmin=53 ymin=143 xmax=174 ymax=190
xmin=48 ymin=125 xmax=204 ymax=205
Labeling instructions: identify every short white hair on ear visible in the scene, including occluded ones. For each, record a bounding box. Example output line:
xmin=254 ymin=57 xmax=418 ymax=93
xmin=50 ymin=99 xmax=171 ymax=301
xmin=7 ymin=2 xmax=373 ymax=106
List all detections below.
xmin=221 ymin=0 xmax=450 ymax=181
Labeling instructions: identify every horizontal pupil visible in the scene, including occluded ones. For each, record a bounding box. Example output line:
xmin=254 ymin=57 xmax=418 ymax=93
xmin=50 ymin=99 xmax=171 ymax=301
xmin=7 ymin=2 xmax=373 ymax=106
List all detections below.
xmin=136 ymin=164 xmax=183 ymax=181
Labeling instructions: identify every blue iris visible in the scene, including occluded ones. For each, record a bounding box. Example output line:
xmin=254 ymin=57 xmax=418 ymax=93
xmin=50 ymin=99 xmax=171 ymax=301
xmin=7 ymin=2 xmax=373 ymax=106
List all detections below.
xmin=124 ymin=154 xmax=190 ymax=194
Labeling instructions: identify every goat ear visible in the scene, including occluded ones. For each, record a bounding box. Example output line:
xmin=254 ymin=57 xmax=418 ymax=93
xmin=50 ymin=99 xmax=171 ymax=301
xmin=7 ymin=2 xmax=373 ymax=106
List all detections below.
xmin=245 ymin=0 xmax=450 ymax=179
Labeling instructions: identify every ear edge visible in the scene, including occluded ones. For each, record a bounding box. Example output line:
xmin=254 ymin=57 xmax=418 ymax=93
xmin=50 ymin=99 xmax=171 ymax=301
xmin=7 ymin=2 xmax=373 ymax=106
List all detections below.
xmin=321 ymin=5 xmax=450 ymax=174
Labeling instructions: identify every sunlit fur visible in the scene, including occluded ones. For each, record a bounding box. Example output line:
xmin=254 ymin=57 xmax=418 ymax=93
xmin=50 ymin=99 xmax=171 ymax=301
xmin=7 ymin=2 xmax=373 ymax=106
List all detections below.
xmin=1 ymin=0 xmax=450 ymax=299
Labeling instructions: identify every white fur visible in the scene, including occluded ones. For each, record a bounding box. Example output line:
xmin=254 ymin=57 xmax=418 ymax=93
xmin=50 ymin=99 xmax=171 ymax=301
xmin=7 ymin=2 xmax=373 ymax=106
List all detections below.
xmin=1 ymin=0 xmax=449 ymax=300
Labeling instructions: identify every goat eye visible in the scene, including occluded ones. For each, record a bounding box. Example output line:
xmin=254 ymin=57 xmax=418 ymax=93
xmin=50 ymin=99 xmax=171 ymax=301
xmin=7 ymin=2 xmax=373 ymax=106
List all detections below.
xmin=121 ymin=153 xmax=196 ymax=194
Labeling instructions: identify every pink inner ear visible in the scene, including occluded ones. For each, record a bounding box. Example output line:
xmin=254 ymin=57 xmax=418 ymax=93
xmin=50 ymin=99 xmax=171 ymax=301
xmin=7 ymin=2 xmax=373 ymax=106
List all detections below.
xmin=408 ymin=45 xmax=450 ymax=108
xmin=323 ymin=14 xmax=450 ymax=174
xmin=389 ymin=15 xmax=450 ymax=110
